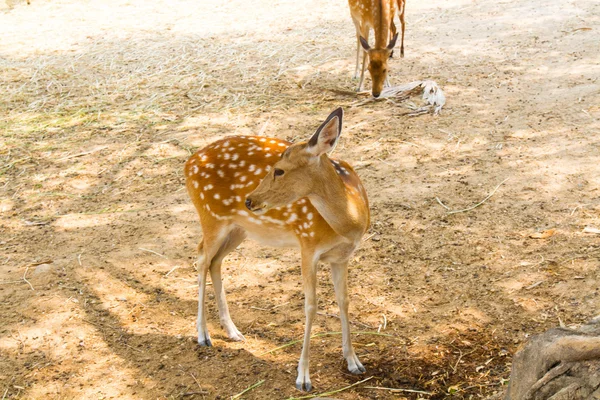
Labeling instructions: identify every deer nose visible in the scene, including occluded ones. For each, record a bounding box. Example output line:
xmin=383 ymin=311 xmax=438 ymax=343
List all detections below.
xmin=245 ymin=198 xmax=253 ymax=210
xmin=373 ymin=92 xmax=381 ymax=98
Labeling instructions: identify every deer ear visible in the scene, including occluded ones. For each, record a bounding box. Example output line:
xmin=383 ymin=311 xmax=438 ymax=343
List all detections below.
xmin=307 ymin=108 xmax=343 ymax=157
xmin=387 ymin=33 xmax=399 ymax=50
xmin=359 ymin=36 xmax=371 ymax=51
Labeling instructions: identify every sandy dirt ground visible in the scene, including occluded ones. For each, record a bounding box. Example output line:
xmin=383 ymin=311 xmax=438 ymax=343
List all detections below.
xmin=1 ymin=0 xmax=599 ymax=398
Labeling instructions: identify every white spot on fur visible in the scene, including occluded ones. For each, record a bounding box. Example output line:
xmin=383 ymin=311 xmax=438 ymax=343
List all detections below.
xmin=307 ymin=212 xmax=313 ymax=220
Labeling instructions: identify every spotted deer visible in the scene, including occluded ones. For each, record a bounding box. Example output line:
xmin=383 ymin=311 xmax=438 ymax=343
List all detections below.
xmin=184 ymin=108 xmax=370 ymax=391
xmin=349 ymin=0 xmax=406 ymax=97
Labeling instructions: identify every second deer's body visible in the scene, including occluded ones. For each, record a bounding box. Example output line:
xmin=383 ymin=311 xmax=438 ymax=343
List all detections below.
xmin=349 ymin=0 xmax=406 ymax=97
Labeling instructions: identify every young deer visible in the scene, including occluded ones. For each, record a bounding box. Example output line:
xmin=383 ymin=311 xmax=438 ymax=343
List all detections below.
xmin=349 ymin=0 xmax=406 ymax=97
xmin=184 ymin=108 xmax=370 ymax=391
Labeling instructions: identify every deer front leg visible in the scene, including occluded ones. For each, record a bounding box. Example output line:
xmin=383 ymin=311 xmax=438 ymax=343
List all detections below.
xmin=331 ymin=261 xmax=365 ymax=374
xmin=296 ymin=255 xmax=318 ymax=392
xmin=357 ymin=30 xmax=369 ymax=92
xmin=357 ymin=51 xmax=368 ymax=92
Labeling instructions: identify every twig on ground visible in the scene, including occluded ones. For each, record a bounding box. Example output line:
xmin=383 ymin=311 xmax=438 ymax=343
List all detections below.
xmin=271 ymin=301 xmax=290 ymax=309
xmin=23 ymin=267 xmax=34 ymax=291
xmin=190 ymin=373 xmax=204 ymax=391
xmin=452 ymin=349 xmax=463 ymax=373
xmin=570 ymin=203 xmax=590 ymax=216
xmin=257 ymin=119 xmax=270 ymax=136
xmin=440 ymin=178 xmax=509 ymax=215
xmin=363 ymin=232 xmax=377 ymax=242
xmin=363 ymin=386 xmax=432 ymax=395
xmin=287 ymin=376 xmax=374 ymax=400
xmin=139 ymin=247 xmax=167 ymax=258
xmin=260 ymin=331 xmax=399 ymax=355
xmin=165 ymin=265 xmax=179 ymax=277
xmin=231 ymin=379 xmax=265 ymax=400
xmin=58 ymin=146 xmax=108 ymax=161
xmin=435 ymin=197 xmax=451 ymax=210
xmin=378 ymin=314 xmax=387 ymax=332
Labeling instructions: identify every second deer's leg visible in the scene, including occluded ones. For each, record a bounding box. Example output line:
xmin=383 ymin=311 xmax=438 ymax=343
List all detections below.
xmin=331 ymin=261 xmax=365 ymax=374
xmin=209 ymin=227 xmax=247 ymax=341
xmin=399 ymin=0 xmax=406 ymax=57
xmin=352 ymin=19 xmax=362 ymax=79
xmin=357 ymin=30 xmax=369 ymax=92
xmin=296 ymin=253 xmax=318 ymax=392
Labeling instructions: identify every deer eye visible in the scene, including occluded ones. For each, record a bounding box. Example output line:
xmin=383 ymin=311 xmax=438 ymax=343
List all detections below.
xmin=274 ymin=168 xmax=285 ymax=177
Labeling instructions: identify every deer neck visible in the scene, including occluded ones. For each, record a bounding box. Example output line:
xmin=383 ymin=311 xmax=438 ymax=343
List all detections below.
xmin=373 ymin=0 xmax=391 ymax=49
xmin=308 ymin=156 xmax=368 ymax=242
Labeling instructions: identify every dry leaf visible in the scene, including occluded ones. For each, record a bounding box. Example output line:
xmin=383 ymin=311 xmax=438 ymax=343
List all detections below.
xmin=529 ymin=229 xmax=556 ymax=239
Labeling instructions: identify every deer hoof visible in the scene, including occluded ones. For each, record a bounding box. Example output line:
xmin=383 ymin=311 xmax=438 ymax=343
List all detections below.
xmin=227 ymin=329 xmax=245 ymax=342
xmin=347 ymin=355 xmax=366 ymax=374
xmin=197 ymin=334 xmax=212 ymax=347
xmin=295 ymin=381 xmax=312 ymax=392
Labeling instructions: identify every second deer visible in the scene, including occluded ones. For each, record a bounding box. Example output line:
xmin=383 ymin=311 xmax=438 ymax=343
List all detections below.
xmin=185 ymin=108 xmax=370 ymax=391
xmin=349 ymin=0 xmax=406 ymax=97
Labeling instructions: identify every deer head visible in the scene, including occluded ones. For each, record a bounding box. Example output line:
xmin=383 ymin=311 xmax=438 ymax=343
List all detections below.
xmin=360 ymin=33 xmax=398 ymax=98
xmin=245 ymin=108 xmax=343 ymax=213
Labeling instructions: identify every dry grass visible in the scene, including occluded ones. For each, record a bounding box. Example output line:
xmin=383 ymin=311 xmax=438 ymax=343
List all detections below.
xmin=1 ymin=0 xmax=600 ymax=398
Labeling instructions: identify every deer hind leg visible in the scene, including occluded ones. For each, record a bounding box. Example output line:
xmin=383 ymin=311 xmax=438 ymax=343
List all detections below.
xmin=209 ymin=226 xmax=247 ymax=341
xmin=352 ymin=19 xmax=362 ymax=79
xmin=296 ymin=252 xmax=318 ymax=392
xmin=390 ymin=20 xmax=397 ymax=59
xmin=196 ymin=223 xmax=232 ymax=346
xmin=331 ymin=261 xmax=365 ymax=374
